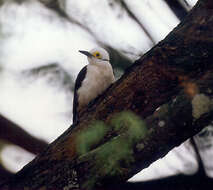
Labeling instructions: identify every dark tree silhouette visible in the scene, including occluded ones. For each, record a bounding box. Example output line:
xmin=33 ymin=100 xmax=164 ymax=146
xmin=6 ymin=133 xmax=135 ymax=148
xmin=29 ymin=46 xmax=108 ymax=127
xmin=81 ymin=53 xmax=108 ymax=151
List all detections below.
xmin=0 ymin=115 xmax=48 ymax=155
xmin=164 ymin=0 xmax=188 ymax=20
xmin=0 ymin=115 xmax=48 ymax=183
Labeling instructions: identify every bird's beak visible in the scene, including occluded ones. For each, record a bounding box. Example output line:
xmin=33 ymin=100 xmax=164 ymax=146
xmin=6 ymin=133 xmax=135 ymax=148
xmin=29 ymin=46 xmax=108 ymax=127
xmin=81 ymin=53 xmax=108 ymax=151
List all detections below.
xmin=79 ymin=50 xmax=94 ymax=58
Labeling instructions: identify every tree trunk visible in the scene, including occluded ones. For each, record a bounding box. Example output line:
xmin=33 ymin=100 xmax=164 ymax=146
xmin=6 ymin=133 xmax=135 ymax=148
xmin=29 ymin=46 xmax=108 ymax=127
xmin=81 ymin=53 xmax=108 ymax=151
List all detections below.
xmin=1 ymin=0 xmax=213 ymax=189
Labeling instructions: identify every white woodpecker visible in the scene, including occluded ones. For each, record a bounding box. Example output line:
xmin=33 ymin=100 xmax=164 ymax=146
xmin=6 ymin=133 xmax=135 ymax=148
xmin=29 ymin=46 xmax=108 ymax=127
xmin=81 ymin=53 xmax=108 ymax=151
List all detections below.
xmin=73 ymin=47 xmax=115 ymax=124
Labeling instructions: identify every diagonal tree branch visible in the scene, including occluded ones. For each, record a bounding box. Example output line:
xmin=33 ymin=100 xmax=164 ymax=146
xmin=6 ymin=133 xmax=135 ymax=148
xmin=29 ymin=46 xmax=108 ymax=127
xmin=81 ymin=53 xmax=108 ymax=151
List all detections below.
xmin=0 ymin=114 xmax=48 ymax=155
xmin=0 ymin=164 xmax=13 ymax=185
xmin=164 ymin=0 xmax=188 ymax=20
xmin=38 ymin=0 xmax=69 ymax=20
xmin=114 ymin=0 xmax=155 ymax=45
xmin=1 ymin=0 xmax=213 ymax=189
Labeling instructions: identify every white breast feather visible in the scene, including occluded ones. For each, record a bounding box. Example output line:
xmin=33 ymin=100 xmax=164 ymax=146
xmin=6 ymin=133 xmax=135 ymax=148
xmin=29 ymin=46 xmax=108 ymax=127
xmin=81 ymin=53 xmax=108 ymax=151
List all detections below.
xmin=77 ymin=63 xmax=114 ymax=109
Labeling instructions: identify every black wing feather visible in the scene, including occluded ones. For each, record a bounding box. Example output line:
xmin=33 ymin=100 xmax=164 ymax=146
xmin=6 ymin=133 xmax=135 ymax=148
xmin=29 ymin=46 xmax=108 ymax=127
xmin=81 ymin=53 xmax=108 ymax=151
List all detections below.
xmin=73 ymin=66 xmax=87 ymax=124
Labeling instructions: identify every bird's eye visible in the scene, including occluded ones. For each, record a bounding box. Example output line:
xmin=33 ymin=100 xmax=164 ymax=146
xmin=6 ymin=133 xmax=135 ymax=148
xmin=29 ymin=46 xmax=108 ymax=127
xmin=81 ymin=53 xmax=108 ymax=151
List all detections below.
xmin=93 ymin=51 xmax=102 ymax=58
xmin=96 ymin=53 xmax=100 ymax=57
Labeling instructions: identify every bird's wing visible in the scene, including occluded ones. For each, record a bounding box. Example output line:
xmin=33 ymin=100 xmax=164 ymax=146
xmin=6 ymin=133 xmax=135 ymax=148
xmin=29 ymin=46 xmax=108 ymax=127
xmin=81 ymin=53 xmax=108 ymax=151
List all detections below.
xmin=73 ymin=66 xmax=87 ymax=124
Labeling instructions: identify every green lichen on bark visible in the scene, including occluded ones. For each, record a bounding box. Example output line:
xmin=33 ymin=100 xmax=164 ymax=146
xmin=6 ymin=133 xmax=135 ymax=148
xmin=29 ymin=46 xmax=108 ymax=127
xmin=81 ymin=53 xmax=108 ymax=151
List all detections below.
xmin=76 ymin=121 xmax=108 ymax=156
xmin=111 ymin=111 xmax=148 ymax=143
xmin=78 ymin=111 xmax=148 ymax=189
xmin=192 ymin=93 xmax=213 ymax=119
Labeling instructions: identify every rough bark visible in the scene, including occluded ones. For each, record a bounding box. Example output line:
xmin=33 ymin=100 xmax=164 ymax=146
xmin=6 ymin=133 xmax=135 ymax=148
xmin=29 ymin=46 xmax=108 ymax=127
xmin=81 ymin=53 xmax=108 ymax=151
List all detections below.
xmin=1 ymin=0 xmax=213 ymax=189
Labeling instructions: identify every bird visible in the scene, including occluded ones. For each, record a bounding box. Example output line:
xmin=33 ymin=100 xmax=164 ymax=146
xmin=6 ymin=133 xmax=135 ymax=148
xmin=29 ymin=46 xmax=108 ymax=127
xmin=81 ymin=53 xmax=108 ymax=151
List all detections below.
xmin=73 ymin=47 xmax=115 ymax=124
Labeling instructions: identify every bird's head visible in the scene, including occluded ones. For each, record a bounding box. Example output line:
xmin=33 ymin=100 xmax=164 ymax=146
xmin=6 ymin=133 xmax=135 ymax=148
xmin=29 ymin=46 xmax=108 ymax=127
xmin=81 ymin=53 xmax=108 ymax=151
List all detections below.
xmin=79 ymin=47 xmax=110 ymax=65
